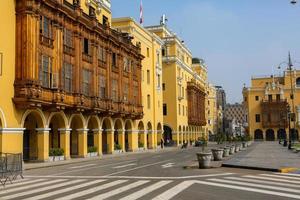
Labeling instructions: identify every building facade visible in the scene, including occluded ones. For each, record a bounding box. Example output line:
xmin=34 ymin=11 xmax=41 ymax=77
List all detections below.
xmin=206 ymin=84 xmax=218 ymax=138
xmin=224 ymin=103 xmax=246 ymax=136
xmin=145 ymin=21 xmax=207 ymax=146
xmin=112 ymin=17 xmax=164 ymax=149
xmin=243 ymin=70 xmax=300 ymax=141
xmin=0 ymin=0 xmax=155 ymax=162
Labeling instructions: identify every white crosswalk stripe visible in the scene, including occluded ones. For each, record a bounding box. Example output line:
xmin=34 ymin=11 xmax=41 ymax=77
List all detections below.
xmin=152 ymin=181 xmax=194 ymax=200
xmin=244 ymin=175 xmax=300 ymax=184
xmin=224 ymin=176 xmax=300 ymax=188
xmin=260 ymin=173 xmax=300 ymax=180
xmin=119 ymin=180 xmax=173 ymax=200
xmin=23 ymin=179 xmax=106 ymax=200
xmin=0 ymin=179 xmax=46 ymax=189
xmin=88 ymin=180 xmax=149 ymax=200
xmin=54 ymin=180 xmax=128 ymax=200
xmin=0 ymin=179 xmax=65 ymax=195
xmin=1 ymin=179 xmax=83 ymax=200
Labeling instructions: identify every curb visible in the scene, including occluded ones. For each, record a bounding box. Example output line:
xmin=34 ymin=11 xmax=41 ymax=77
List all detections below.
xmin=279 ymin=168 xmax=299 ymax=173
xmin=222 ymin=163 xmax=280 ymax=172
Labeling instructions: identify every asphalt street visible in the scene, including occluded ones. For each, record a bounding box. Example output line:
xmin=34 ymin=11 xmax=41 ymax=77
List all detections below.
xmin=0 ymin=147 xmax=299 ymax=200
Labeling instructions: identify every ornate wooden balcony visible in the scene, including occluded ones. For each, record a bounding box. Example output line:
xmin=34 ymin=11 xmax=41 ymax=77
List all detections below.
xmin=261 ymin=99 xmax=288 ymax=128
xmin=187 ymin=81 xmax=206 ymax=126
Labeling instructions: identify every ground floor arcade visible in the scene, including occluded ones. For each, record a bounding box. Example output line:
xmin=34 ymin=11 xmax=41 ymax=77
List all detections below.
xmin=252 ymin=128 xmax=300 ymax=141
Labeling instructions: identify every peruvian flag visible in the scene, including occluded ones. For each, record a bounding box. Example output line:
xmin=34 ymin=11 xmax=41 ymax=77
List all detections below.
xmin=140 ymin=0 xmax=143 ymax=25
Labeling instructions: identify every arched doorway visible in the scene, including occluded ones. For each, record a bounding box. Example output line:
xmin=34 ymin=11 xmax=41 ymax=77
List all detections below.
xmin=69 ymin=115 xmax=84 ymax=157
xmin=138 ymin=121 xmax=145 ymax=149
xmin=102 ymin=118 xmax=111 ymax=154
xmin=114 ymin=119 xmax=123 ymax=151
xmin=266 ymin=129 xmax=275 ymax=141
xmin=163 ymin=125 xmax=173 ymax=147
xmin=48 ymin=113 xmax=67 ymax=157
xmin=254 ymin=129 xmax=263 ymax=141
xmin=147 ymin=122 xmax=152 ymax=149
xmin=125 ymin=120 xmax=132 ymax=152
xmin=23 ymin=111 xmax=45 ymax=161
xmin=290 ymin=129 xmax=299 ymax=141
xmin=157 ymin=123 xmax=162 ymax=147
xmin=277 ymin=129 xmax=287 ymax=140
xmin=87 ymin=116 xmax=99 ymax=152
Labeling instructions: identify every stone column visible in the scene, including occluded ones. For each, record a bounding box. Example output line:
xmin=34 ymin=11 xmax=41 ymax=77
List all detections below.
xmin=36 ymin=128 xmax=50 ymax=162
xmin=127 ymin=130 xmax=137 ymax=152
xmin=77 ymin=129 xmax=88 ymax=158
xmin=107 ymin=129 xmax=114 ymax=154
xmin=153 ymin=130 xmax=157 ymax=148
xmin=93 ymin=129 xmax=102 ymax=156
xmin=117 ymin=129 xmax=125 ymax=152
xmin=173 ymin=131 xmax=179 ymax=146
xmin=59 ymin=128 xmax=71 ymax=160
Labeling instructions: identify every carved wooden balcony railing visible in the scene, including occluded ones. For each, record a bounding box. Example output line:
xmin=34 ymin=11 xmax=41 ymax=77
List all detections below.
xmin=39 ymin=35 xmax=54 ymax=48
xmin=13 ymin=81 xmax=143 ymax=119
xmin=82 ymin=53 xmax=93 ymax=63
xmin=63 ymin=45 xmax=75 ymax=56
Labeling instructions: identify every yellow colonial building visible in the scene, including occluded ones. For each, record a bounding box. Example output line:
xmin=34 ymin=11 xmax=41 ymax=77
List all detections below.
xmin=243 ymin=68 xmax=300 ymax=141
xmin=112 ymin=17 xmax=164 ymax=149
xmin=145 ymin=20 xmax=207 ymax=146
xmin=0 ymin=0 xmax=167 ymax=162
xmin=206 ymin=84 xmax=218 ymax=137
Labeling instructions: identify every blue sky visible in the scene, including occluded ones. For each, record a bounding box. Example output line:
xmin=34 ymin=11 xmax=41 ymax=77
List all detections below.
xmin=112 ymin=0 xmax=300 ymax=103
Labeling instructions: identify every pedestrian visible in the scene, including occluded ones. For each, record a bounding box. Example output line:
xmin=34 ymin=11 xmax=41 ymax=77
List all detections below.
xmin=160 ymin=138 xmax=164 ymax=149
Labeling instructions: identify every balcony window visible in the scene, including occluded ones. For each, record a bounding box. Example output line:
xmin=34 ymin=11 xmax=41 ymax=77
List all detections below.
xmin=112 ymin=53 xmax=117 ymax=68
xmin=98 ymin=46 xmax=106 ymax=63
xmin=112 ymin=79 xmax=118 ymax=101
xmin=103 ymin=15 xmax=108 ymax=26
xmin=255 ymin=114 xmax=261 ymax=123
xmin=83 ymin=38 xmax=89 ymax=55
xmin=40 ymin=16 xmax=52 ymax=39
xmin=124 ymin=83 xmax=129 ymax=102
xmin=123 ymin=57 xmax=130 ymax=72
xmin=133 ymin=82 xmax=138 ymax=104
xmin=39 ymin=55 xmax=52 ymax=88
xmin=163 ymin=104 xmax=167 ymax=115
xmin=255 ymin=96 xmax=259 ymax=101
xmin=268 ymin=95 xmax=272 ymax=102
xmin=147 ymin=95 xmax=151 ymax=109
xmin=63 ymin=29 xmax=73 ymax=47
xmin=162 ymin=83 xmax=165 ymax=91
xmin=62 ymin=62 xmax=73 ymax=93
xmin=147 ymin=70 xmax=150 ymax=84
xmin=82 ymin=69 xmax=91 ymax=96
xmin=297 ymin=77 xmax=300 ymax=87
xmin=99 ymin=74 xmax=106 ymax=99
xmin=276 ymin=94 xmax=281 ymax=101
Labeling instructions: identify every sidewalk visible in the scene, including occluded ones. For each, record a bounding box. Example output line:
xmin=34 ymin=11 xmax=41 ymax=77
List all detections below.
xmin=222 ymin=142 xmax=300 ymax=172
xmin=24 ymin=146 xmax=179 ymax=170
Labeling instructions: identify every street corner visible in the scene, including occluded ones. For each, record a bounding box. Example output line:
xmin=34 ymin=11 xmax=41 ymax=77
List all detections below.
xmin=279 ymin=167 xmax=300 ymax=173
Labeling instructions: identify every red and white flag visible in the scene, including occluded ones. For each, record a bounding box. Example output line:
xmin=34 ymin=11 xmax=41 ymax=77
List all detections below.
xmin=139 ymin=0 xmax=143 ymax=25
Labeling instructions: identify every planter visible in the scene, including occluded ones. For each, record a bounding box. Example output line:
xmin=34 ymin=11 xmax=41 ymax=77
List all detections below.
xmin=242 ymin=142 xmax=247 ymax=148
xmin=196 ymin=152 xmax=212 ymax=169
xmin=87 ymin=152 xmax=98 ymax=157
xmin=49 ymin=156 xmax=65 ymax=162
xmin=212 ymin=149 xmax=224 ymax=161
xmin=229 ymin=146 xmax=235 ymax=154
xmin=235 ymin=145 xmax=240 ymax=152
xmin=138 ymin=147 xmax=145 ymax=151
xmin=223 ymin=147 xmax=230 ymax=157
xmin=113 ymin=150 xmax=123 ymax=154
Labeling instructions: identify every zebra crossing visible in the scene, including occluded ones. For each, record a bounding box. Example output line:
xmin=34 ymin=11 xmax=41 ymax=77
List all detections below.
xmin=0 ymin=173 xmax=299 ymax=199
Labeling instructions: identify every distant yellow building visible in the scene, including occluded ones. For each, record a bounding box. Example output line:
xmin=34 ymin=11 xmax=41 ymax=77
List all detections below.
xmin=112 ymin=17 xmax=164 ymax=149
xmin=243 ymin=69 xmax=300 ymax=141
xmin=206 ymin=84 xmax=218 ymax=137
xmin=146 ymin=20 xmax=207 ymax=146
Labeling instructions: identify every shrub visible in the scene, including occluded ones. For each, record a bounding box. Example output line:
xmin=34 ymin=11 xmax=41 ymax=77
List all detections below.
xmin=88 ymin=146 xmax=97 ymax=153
xmin=138 ymin=142 xmax=144 ymax=148
xmin=115 ymin=144 xmax=122 ymax=150
xmin=49 ymin=148 xmax=64 ymax=156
